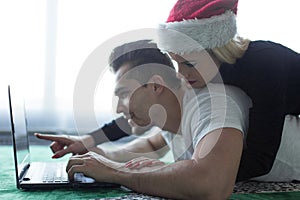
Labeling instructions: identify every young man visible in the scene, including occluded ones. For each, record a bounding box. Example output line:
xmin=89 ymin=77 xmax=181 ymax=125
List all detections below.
xmin=65 ymin=40 xmax=250 ymax=200
xmin=39 ymin=40 xmax=300 ymax=199
xmin=34 ymin=40 xmax=169 ymax=159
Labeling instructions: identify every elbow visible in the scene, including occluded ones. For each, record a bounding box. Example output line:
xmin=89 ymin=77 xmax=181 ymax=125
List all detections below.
xmin=260 ymin=152 xmax=276 ymax=175
xmin=262 ymin=160 xmax=274 ymax=175
xmin=186 ymin=187 xmax=233 ymax=200
xmin=203 ymin=185 xmax=233 ymax=200
xmin=213 ymin=189 xmax=233 ymax=200
xmin=204 ymin=170 xmax=235 ymax=199
xmin=255 ymin=156 xmax=274 ymax=177
xmin=256 ymin=166 xmax=272 ymax=178
xmin=176 ymin=159 xmax=237 ymax=200
xmin=238 ymin=154 xmax=275 ymax=181
xmin=183 ymin=171 xmax=234 ymax=200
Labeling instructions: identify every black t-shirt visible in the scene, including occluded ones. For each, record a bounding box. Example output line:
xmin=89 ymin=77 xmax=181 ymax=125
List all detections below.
xmin=93 ymin=40 xmax=300 ymax=181
xmin=216 ymin=40 xmax=300 ymax=181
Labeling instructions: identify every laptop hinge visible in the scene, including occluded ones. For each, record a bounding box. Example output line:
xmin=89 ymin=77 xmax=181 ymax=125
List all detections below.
xmin=19 ymin=163 xmax=30 ymax=181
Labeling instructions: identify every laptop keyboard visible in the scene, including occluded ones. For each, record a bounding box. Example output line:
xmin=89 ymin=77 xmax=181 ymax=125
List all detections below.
xmin=42 ymin=162 xmax=68 ymax=183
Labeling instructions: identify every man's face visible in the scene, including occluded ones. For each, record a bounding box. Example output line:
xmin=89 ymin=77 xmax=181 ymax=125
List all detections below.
xmin=114 ymin=64 xmax=155 ymax=135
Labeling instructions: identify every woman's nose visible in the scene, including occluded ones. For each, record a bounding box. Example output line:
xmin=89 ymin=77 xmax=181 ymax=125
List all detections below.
xmin=177 ymin=64 xmax=189 ymax=79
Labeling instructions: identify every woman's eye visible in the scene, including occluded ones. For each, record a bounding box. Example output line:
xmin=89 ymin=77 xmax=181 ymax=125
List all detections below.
xmin=184 ymin=61 xmax=196 ymax=68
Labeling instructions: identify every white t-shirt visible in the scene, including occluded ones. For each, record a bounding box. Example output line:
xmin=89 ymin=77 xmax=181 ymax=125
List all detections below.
xmin=162 ymin=83 xmax=252 ymax=161
xmin=161 ymin=83 xmax=300 ymax=182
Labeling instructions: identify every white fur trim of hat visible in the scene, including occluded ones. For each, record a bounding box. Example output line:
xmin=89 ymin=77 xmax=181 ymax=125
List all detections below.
xmin=157 ymin=11 xmax=236 ymax=54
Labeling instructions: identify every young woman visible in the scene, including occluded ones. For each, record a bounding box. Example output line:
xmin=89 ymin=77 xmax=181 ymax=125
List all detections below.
xmin=156 ymin=0 xmax=300 ymax=181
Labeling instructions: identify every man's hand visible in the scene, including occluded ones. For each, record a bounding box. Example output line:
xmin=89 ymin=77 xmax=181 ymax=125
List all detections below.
xmin=66 ymin=152 xmax=121 ymax=182
xmin=66 ymin=153 xmax=167 ymax=183
xmin=35 ymin=133 xmax=95 ymax=158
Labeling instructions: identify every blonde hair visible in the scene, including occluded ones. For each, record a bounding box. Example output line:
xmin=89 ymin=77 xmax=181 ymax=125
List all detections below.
xmin=211 ymin=36 xmax=251 ymax=64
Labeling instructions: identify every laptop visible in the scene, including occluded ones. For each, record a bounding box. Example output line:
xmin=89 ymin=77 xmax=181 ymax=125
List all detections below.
xmin=8 ymin=85 xmax=120 ymax=190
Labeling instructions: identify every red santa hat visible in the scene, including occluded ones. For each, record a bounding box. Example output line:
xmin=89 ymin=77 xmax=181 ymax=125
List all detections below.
xmin=157 ymin=0 xmax=238 ymax=54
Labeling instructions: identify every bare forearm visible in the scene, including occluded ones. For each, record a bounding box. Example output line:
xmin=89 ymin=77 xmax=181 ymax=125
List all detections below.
xmin=112 ymin=129 xmax=242 ymax=200
xmin=87 ymin=129 xmax=109 ymax=145
xmin=80 ymin=135 xmax=96 ymax=148
xmin=97 ymin=138 xmax=167 ymax=162
xmin=115 ymin=160 xmax=227 ymax=200
xmin=92 ymin=132 xmax=169 ymax=162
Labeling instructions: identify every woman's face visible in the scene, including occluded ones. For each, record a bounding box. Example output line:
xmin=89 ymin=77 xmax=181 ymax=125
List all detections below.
xmin=169 ymin=51 xmax=221 ymax=88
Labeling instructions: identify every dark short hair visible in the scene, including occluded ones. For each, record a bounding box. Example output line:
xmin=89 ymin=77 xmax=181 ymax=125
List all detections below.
xmin=109 ymin=40 xmax=181 ymax=88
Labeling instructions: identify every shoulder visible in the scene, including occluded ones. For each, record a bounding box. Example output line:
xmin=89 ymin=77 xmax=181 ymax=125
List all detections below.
xmin=242 ymin=40 xmax=298 ymax=63
xmin=182 ymin=84 xmax=250 ymax=149
xmin=182 ymin=84 xmax=251 ymax=130
xmin=184 ymin=84 xmax=251 ymax=109
xmin=247 ymin=40 xmax=291 ymax=52
xmin=220 ymin=40 xmax=296 ymax=102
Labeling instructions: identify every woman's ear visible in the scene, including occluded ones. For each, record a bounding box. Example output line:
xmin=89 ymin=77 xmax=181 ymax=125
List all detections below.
xmin=148 ymin=75 xmax=165 ymax=94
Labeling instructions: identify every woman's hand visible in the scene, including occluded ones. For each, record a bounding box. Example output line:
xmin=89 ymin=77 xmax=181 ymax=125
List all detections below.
xmin=125 ymin=157 xmax=166 ymax=169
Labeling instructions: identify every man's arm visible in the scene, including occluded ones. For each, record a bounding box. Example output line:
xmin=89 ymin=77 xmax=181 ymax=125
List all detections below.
xmin=67 ymin=128 xmax=243 ymax=200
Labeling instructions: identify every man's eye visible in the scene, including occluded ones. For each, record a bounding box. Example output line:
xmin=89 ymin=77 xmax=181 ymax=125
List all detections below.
xmin=119 ymin=92 xmax=129 ymax=99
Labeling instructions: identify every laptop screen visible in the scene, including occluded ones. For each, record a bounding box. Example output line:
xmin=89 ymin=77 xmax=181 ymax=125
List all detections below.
xmin=8 ymin=86 xmax=31 ymax=180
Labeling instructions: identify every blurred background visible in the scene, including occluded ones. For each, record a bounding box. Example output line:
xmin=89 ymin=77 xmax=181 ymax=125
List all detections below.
xmin=1 ymin=0 xmax=300 ymax=137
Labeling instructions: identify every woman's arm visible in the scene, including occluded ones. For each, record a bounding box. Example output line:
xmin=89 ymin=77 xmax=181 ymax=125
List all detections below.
xmin=91 ymin=131 xmax=169 ymax=162
xmin=89 ymin=117 xmax=131 ymax=144
xmin=237 ymin=107 xmax=285 ymax=181
xmin=35 ymin=117 xmax=132 ymax=158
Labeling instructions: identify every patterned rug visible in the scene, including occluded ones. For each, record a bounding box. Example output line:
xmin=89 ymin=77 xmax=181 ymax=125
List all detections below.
xmin=233 ymin=180 xmax=300 ymax=194
xmin=96 ymin=181 xmax=300 ymax=200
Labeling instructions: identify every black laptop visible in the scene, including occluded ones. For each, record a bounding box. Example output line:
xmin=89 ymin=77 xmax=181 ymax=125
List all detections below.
xmin=8 ymin=85 xmax=119 ymax=189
